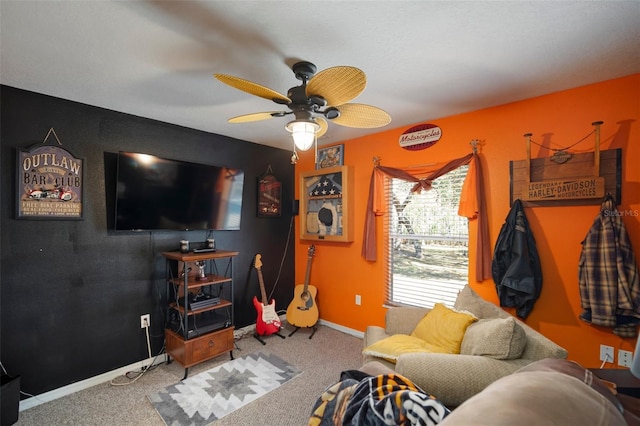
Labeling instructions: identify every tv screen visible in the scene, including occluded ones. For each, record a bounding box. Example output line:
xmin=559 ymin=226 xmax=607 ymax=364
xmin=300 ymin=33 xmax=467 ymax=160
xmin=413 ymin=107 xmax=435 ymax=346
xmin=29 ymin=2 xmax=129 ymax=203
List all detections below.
xmin=114 ymin=152 xmax=244 ymax=231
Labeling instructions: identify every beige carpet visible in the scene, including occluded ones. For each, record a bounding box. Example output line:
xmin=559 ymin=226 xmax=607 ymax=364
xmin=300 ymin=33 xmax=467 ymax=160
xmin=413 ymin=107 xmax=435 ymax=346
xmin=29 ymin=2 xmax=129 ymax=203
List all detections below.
xmin=16 ymin=324 xmax=363 ymax=426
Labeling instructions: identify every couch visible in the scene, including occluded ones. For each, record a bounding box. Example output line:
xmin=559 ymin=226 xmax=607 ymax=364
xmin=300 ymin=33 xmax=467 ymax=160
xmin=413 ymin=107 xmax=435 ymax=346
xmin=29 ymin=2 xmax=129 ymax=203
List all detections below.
xmin=440 ymin=358 xmax=638 ymax=425
xmin=348 ymin=359 xmax=635 ymax=426
xmin=362 ymin=285 xmax=568 ymax=406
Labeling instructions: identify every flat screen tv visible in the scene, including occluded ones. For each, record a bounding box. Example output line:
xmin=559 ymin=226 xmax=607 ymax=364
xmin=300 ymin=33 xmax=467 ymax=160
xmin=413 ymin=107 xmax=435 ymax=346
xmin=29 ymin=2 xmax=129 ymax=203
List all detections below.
xmin=114 ymin=151 xmax=245 ymax=231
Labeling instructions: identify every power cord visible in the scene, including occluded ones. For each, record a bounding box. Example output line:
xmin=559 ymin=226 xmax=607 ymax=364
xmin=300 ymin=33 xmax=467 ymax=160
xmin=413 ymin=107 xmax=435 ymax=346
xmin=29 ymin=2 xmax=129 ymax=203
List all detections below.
xmin=1 ymin=361 xmax=46 ymax=403
xmin=144 ymin=318 xmax=152 ymax=359
xmin=600 ymin=353 xmax=613 ymax=369
xmin=110 ymin=321 xmax=161 ymax=386
xmin=267 ymin=214 xmax=295 ymax=301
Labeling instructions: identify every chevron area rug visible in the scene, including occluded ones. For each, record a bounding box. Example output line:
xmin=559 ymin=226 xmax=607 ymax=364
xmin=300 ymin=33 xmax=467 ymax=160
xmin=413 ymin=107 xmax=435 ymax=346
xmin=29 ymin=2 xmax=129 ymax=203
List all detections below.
xmin=148 ymin=352 xmax=302 ymax=425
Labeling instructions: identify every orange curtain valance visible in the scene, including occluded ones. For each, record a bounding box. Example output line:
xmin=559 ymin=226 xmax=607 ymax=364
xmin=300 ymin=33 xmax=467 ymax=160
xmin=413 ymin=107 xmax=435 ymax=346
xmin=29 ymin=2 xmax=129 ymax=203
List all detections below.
xmin=362 ymin=152 xmax=491 ymax=282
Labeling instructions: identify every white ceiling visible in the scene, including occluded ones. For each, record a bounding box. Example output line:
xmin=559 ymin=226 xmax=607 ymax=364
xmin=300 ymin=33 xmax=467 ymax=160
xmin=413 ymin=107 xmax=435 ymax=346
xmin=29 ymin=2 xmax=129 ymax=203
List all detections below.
xmin=2 ymin=1 xmax=639 ymax=151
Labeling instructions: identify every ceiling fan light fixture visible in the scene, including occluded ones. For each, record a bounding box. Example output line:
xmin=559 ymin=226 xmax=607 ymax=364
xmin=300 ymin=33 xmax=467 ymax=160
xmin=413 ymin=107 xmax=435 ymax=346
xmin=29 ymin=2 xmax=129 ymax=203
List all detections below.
xmin=324 ymin=107 xmax=340 ymax=120
xmin=285 ymin=119 xmax=320 ymax=151
xmin=216 ymin=61 xmax=390 ymax=149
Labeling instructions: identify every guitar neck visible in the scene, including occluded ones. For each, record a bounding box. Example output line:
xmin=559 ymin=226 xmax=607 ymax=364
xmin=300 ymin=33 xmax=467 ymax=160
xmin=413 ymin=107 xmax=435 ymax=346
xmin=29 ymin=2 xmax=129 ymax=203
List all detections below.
xmin=257 ymin=268 xmax=269 ymax=305
xmin=302 ymin=255 xmax=313 ymax=291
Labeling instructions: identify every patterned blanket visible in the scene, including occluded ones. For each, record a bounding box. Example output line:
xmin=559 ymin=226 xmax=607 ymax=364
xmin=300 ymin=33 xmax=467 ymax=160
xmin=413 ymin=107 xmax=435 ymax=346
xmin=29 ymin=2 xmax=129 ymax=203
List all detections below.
xmin=309 ymin=372 xmax=450 ymax=425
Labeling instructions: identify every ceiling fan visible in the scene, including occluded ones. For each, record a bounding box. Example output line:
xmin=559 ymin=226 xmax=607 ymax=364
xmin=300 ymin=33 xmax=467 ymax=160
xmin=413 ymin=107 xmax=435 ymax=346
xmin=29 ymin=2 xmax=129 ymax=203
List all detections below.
xmin=214 ymin=61 xmax=391 ymax=151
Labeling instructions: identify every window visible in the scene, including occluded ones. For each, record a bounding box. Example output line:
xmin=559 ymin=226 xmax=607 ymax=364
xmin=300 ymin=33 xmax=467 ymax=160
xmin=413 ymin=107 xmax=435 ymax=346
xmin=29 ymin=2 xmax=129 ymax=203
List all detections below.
xmin=385 ymin=165 xmax=469 ymax=308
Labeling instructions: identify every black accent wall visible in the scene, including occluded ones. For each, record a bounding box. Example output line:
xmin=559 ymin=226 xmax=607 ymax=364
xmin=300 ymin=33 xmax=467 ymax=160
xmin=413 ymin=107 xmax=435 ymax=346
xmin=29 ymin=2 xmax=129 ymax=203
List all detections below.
xmin=0 ymin=86 xmax=296 ymax=396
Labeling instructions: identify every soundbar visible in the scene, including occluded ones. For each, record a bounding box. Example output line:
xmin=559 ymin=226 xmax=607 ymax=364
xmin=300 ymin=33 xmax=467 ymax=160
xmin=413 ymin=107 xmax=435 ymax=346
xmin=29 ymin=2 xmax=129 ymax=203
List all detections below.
xmin=168 ymin=311 xmax=231 ymax=340
xmin=177 ymin=294 xmax=221 ymax=310
xmin=189 ymin=298 xmax=221 ymax=310
xmin=193 ymin=248 xmax=216 ymax=253
xmin=186 ymin=320 xmax=231 ymax=339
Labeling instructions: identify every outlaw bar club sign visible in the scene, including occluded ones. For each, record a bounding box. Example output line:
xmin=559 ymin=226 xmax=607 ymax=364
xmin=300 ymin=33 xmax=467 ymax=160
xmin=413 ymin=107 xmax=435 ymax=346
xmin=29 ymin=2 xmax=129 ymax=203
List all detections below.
xmin=16 ymin=129 xmax=84 ymax=219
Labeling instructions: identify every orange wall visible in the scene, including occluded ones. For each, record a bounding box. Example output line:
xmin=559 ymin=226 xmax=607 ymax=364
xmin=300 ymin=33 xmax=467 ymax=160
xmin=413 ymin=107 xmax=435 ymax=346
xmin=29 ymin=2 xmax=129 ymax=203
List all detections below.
xmin=294 ymin=74 xmax=640 ymax=368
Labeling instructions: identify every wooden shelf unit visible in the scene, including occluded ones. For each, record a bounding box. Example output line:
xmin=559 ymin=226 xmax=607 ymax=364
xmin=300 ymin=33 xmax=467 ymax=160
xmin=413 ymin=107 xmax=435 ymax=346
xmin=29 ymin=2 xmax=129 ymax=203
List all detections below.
xmin=164 ymin=327 xmax=234 ymax=369
xmin=162 ymin=250 xmax=238 ymax=379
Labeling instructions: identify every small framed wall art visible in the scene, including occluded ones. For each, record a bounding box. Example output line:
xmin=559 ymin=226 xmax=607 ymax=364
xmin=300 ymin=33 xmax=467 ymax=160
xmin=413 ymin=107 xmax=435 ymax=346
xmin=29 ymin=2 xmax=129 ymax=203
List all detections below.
xmin=257 ymin=171 xmax=282 ymax=217
xmin=300 ymin=165 xmax=353 ymax=242
xmin=316 ymin=144 xmax=344 ymax=169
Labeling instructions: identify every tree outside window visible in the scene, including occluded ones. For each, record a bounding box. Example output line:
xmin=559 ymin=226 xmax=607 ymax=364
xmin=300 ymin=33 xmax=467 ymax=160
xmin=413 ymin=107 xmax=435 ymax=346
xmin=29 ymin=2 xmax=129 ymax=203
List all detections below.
xmin=385 ymin=165 xmax=469 ymax=308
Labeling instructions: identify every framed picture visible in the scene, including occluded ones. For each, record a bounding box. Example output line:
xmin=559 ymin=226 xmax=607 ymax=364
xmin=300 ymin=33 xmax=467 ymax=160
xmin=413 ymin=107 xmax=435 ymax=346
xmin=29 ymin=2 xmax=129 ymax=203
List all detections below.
xmin=300 ymin=165 xmax=353 ymax=242
xmin=316 ymin=144 xmax=344 ymax=169
xmin=257 ymin=172 xmax=282 ymax=217
xmin=16 ymin=143 xmax=84 ymax=220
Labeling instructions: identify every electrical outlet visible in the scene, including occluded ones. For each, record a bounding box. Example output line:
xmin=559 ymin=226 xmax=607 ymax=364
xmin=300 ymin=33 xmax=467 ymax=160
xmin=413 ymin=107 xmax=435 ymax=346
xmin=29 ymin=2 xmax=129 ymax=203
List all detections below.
xmin=600 ymin=344 xmax=614 ymax=363
xmin=618 ymin=349 xmax=633 ymax=367
xmin=140 ymin=314 xmax=150 ymax=329
xmin=355 ymin=295 xmax=361 ymax=306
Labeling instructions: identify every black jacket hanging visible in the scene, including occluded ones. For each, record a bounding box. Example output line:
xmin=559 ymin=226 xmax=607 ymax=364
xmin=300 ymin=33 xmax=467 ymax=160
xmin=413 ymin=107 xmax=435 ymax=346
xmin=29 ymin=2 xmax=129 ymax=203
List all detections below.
xmin=492 ymin=199 xmax=542 ymax=319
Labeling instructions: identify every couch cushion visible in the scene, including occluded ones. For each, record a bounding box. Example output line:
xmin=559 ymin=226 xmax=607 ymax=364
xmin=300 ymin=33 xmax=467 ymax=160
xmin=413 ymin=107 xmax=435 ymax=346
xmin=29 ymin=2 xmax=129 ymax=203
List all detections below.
xmin=515 ymin=358 xmax=623 ymax=414
xmin=454 ymin=285 xmax=506 ymax=319
xmin=454 ymin=285 xmax=568 ymax=360
xmin=460 ymin=317 xmax=526 ymax=360
xmin=440 ymin=370 xmax=626 ymax=426
xmin=362 ymin=334 xmax=450 ymax=363
xmin=410 ymin=303 xmax=477 ymax=354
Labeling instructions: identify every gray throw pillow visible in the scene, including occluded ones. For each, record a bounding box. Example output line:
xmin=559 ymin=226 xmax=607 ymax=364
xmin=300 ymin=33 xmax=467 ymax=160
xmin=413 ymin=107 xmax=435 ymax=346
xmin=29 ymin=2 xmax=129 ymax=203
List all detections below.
xmin=460 ymin=317 xmax=526 ymax=359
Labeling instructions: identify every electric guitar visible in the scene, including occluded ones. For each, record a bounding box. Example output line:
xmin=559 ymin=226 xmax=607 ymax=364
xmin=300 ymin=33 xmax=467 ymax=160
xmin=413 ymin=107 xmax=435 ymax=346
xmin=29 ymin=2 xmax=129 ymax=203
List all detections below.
xmin=286 ymin=245 xmax=319 ymax=328
xmin=252 ymin=254 xmax=282 ymax=336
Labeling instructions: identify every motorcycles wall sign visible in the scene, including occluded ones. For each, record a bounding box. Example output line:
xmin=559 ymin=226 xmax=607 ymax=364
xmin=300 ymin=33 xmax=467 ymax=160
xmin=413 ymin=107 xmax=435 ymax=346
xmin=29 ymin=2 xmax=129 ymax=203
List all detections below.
xmin=16 ymin=129 xmax=84 ymax=219
xmin=399 ymin=123 xmax=442 ymax=151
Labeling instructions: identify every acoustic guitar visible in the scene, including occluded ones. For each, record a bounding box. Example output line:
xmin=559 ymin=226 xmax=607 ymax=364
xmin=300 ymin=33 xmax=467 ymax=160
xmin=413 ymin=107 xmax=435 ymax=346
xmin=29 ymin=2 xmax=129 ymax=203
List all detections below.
xmin=286 ymin=245 xmax=319 ymax=328
xmin=252 ymin=254 xmax=281 ymax=336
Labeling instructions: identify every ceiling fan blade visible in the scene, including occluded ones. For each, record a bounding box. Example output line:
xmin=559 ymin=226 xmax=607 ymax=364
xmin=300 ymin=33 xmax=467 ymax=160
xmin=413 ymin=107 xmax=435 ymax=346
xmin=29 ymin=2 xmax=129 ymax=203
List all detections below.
xmin=306 ymin=66 xmax=366 ymax=106
xmin=315 ymin=117 xmax=329 ymax=138
xmin=331 ymin=103 xmax=392 ymax=128
xmin=214 ymin=74 xmax=291 ymax=104
xmin=228 ymin=111 xmax=286 ymax=123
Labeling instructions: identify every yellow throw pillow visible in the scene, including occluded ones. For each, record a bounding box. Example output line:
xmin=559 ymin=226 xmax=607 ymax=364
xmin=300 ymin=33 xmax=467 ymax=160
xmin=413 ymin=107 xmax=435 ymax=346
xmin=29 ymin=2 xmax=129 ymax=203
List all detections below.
xmin=362 ymin=334 xmax=449 ymax=363
xmin=410 ymin=303 xmax=477 ymax=354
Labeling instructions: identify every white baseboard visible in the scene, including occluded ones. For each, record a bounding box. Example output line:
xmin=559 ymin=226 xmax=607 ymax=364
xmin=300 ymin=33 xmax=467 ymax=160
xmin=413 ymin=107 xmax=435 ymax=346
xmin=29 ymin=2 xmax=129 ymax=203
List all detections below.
xmin=237 ymin=315 xmax=364 ymax=339
xmin=318 ymin=319 xmax=364 ymax=339
xmin=19 ymin=354 xmax=167 ymax=412
xmin=19 ymin=317 xmax=363 ymax=412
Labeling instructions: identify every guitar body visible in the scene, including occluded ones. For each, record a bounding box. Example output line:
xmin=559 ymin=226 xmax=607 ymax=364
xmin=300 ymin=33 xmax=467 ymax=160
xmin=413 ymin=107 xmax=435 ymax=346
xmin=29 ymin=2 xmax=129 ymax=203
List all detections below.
xmin=286 ymin=245 xmax=319 ymax=328
xmin=253 ymin=296 xmax=281 ymax=336
xmin=253 ymin=254 xmax=282 ymax=336
xmin=286 ymin=284 xmax=319 ymax=328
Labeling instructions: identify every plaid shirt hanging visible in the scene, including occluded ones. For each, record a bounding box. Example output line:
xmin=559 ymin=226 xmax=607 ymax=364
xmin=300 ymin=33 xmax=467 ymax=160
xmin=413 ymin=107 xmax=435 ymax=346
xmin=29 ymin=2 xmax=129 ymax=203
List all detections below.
xmin=578 ymin=194 xmax=640 ymax=337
